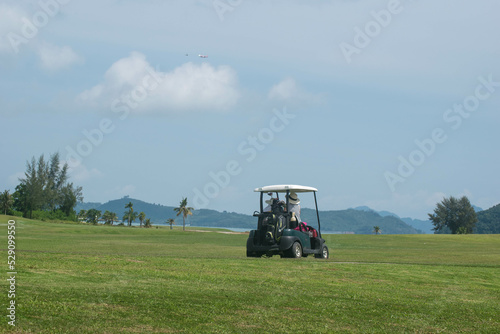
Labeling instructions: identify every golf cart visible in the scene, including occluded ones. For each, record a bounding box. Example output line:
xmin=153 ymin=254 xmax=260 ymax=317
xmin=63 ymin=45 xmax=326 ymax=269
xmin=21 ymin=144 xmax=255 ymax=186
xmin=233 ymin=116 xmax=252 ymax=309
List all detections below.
xmin=246 ymin=185 xmax=329 ymax=259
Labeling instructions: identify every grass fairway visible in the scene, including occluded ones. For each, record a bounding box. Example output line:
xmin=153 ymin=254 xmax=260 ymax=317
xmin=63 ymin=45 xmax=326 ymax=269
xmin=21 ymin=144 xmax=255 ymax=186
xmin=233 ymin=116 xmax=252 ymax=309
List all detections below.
xmin=1 ymin=215 xmax=499 ymax=333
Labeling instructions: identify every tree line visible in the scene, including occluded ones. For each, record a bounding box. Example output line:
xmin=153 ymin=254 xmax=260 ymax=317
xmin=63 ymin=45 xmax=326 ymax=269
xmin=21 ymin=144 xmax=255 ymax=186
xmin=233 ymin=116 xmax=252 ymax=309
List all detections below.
xmin=1 ymin=152 xmax=83 ymax=220
xmin=78 ymin=201 xmax=152 ymax=227
xmin=76 ymin=198 xmax=193 ymax=230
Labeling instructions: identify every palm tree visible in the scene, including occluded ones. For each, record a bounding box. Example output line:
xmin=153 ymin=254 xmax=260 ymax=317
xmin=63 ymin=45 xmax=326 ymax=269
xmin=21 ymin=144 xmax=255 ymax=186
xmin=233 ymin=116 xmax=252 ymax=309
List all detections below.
xmin=86 ymin=209 xmax=101 ymax=225
xmin=123 ymin=211 xmax=138 ymax=227
xmin=174 ymin=197 xmax=194 ymax=231
xmin=373 ymin=226 xmax=381 ymax=235
xmin=125 ymin=201 xmax=133 ymax=212
xmin=110 ymin=211 xmax=118 ymax=225
xmin=102 ymin=210 xmax=118 ymax=225
xmin=124 ymin=201 xmax=135 ymax=227
xmin=166 ymin=218 xmax=175 ymax=230
xmin=77 ymin=209 xmax=87 ymax=222
xmin=144 ymin=218 xmax=152 ymax=228
xmin=138 ymin=212 xmax=146 ymax=228
xmin=0 ymin=190 xmax=13 ymax=215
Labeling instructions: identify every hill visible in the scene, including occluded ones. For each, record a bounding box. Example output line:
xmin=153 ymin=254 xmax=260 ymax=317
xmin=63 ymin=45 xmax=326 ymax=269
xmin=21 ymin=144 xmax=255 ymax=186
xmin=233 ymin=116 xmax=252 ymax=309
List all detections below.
xmin=76 ymin=197 xmax=420 ymax=234
xmin=75 ymin=197 xmax=255 ymax=228
xmin=352 ymin=205 xmax=486 ymax=234
xmin=353 ymin=206 xmax=432 ymax=233
xmin=303 ymin=208 xmax=421 ymax=234
xmin=475 ymin=203 xmax=500 ymax=234
xmin=400 ymin=217 xmax=434 ymax=234
xmin=84 ymin=197 xmax=178 ymax=222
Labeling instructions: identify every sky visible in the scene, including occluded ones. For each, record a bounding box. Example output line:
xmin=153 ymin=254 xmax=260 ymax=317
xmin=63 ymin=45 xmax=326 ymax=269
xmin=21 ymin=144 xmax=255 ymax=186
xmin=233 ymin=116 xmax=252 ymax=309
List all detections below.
xmin=1 ymin=0 xmax=499 ymax=220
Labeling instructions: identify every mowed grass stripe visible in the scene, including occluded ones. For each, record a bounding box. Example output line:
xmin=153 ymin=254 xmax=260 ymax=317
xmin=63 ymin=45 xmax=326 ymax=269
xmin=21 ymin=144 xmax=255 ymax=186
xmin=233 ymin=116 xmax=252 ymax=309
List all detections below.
xmin=8 ymin=218 xmax=500 ymax=266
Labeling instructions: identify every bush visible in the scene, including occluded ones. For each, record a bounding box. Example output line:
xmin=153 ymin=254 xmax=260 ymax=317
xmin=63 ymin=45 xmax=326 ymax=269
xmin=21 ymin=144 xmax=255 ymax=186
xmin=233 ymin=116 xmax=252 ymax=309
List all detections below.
xmin=7 ymin=210 xmax=23 ymax=217
xmin=31 ymin=210 xmax=76 ymax=222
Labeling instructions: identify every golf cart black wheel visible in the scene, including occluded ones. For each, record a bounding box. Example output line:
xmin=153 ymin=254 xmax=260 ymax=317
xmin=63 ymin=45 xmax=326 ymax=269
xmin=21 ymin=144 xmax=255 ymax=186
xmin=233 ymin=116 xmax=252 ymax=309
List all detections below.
xmin=315 ymin=245 xmax=329 ymax=259
xmin=289 ymin=242 xmax=302 ymax=258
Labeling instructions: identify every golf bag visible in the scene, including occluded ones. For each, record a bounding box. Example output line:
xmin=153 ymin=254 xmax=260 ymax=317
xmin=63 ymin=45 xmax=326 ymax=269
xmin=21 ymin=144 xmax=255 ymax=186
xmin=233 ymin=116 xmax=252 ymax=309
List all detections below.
xmin=259 ymin=212 xmax=286 ymax=245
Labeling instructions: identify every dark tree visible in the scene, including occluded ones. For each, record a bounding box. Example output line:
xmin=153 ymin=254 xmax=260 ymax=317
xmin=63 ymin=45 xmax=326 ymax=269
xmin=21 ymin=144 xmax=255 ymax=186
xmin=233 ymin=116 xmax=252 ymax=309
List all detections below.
xmin=102 ymin=211 xmax=118 ymax=225
xmin=17 ymin=152 xmax=83 ymax=219
xmin=428 ymin=196 xmax=477 ymax=234
xmin=0 ymin=190 xmax=13 ymax=215
xmin=21 ymin=156 xmax=45 ymax=218
xmin=12 ymin=184 xmax=28 ymax=216
xmin=59 ymin=183 xmax=83 ymax=216
xmin=46 ymin=153 xmax=69 ymax=212
xmin=86 ymin=209 xmax=102 ymax=225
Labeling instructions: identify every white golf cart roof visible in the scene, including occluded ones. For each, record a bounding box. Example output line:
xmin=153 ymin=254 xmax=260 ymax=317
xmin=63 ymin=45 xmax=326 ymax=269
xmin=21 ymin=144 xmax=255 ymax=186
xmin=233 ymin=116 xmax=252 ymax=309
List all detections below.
xmin=254 ymin=184 xmax=318 ymax=193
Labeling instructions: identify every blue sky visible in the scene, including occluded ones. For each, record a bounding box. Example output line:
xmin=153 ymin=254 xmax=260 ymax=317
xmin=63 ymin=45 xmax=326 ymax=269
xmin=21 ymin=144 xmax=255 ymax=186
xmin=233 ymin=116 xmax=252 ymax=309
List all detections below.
xmin=1 ymin=0 xmax=499 ymax=219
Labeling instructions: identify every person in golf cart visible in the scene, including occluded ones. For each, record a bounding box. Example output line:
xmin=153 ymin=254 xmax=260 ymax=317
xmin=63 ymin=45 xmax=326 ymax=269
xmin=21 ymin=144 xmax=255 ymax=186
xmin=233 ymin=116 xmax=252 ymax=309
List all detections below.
xmin=287 ymin=192 xmax=318 ymax=237
xmin=286 ymin=192 xmax=301 ymax=224
xmin=263 ymin=191 xmax=302 ymax=225
xmin=261 ymin=190 xmax=314 ymax=234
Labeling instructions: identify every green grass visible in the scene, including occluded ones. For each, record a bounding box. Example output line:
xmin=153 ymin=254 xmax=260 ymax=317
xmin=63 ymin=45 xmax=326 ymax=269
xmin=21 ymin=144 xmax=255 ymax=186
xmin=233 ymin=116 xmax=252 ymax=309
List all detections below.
xmin=1 ymin=215 xmax=499 ymax=333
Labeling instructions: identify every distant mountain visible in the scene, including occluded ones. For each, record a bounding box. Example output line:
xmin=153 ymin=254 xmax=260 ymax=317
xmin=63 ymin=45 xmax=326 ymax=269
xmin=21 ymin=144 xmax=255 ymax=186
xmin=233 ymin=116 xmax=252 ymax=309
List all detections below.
xmin=353 ymin=206 xmax=399 ymax=218
xmin=305 ymin=208 xmax=421 ymax=234
xmin=352 ymin=206 xmax=430 ymax=233
xmin=475 ymin=203 xmax=500 ymax=234
xmin=352 ymin=204 xmax=486 ymax=234
xmin=76 ymin=197 xmax=254 ymax=227
xmin=75 ymin=197 xmax=423 ymax=234
xmin=472 ymin=205 xmax=484 ymax=213
xmin=190 ymin=209 xmax=254 ymax=228
xmin=75 ymin=202 xmax=102 ymax=211
xmin=400 ymin=217 xmax=434 ymax=234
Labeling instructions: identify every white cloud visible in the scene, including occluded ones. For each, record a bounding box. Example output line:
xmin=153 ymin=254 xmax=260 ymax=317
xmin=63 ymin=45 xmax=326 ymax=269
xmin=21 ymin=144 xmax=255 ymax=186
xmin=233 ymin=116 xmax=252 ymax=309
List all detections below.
xmin=268 ymin=77 xmax=298 ymax=101
xmin=37 ymin=43 xmax=83 ymax=71
xmin=0 ymin=3 xmax=82 ymax=71
xmin=78 ymin=52 xmax=240 ymax=113
xmin=268 ymin=77 xmax=323 ymax=104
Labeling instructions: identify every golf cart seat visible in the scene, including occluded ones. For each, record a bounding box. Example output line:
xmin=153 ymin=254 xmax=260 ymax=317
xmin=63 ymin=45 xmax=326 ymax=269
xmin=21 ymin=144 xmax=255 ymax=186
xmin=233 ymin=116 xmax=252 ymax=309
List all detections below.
xmin=295 ymin=222 xmax=318 ymax=238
